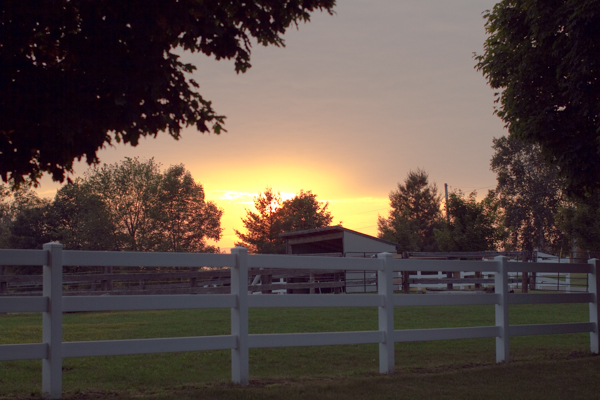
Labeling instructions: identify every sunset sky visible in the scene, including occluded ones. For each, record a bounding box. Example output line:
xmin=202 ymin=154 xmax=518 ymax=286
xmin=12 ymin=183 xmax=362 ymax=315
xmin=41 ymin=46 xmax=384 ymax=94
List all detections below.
xmin=35 ymin=0 xmax=506 ymax=250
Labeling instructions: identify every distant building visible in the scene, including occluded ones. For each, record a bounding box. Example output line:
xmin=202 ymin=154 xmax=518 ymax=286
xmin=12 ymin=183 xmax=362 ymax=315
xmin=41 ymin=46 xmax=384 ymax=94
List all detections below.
xmin=279 ymin=226 xmax=398 ymax=257
xmin=279 ymin=226 xmax=398 ymax=293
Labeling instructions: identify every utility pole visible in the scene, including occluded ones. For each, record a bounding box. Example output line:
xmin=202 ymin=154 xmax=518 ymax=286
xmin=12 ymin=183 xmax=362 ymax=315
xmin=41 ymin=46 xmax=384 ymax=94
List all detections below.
xmin=444 ymin=183 xmax=449 ymax=223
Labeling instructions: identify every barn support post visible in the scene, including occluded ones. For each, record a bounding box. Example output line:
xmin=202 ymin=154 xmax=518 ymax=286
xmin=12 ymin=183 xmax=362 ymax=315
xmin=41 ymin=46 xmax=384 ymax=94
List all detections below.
xmin=42 ymin=242 xmax=63 ymax=399
xmin=494 ymin=256 xmax=510 ymax=363
xmin=474 ymin=271 xmax=481 ymax=290
xmin=529 ymin=251 xmax=537 ymax=290
xmin=520 ymin=251 xmax=529 ymax=294
xmin=0 ymin=265 xmax=6 ymax=294
xmin=400 ymin=252 xmax=410 ymax=293
xmin=260 ymin=273 xmax=272 ymax=294
xmin=101 ymin=266 xmax=113 ymax=291
xmin=377 ymin=252 xmax=395 ymax=374
xmin=230 ymin=247 xmax=249 ymax=385
xmin=589 ymin=259 xmax=600 ymax=354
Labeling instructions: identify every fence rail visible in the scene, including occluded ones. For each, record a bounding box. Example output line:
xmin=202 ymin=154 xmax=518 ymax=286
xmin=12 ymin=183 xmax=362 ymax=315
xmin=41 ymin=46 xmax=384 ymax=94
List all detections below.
xmin=0 ymin=243 xmax=599 ymax=399
xmin=0 ymin=267 xmax=347 ymax=296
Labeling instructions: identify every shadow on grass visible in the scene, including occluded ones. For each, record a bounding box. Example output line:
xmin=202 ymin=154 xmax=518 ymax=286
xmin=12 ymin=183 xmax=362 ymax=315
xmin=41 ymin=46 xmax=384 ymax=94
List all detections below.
xmin=46 ymin=354 xmax=600 ymax=400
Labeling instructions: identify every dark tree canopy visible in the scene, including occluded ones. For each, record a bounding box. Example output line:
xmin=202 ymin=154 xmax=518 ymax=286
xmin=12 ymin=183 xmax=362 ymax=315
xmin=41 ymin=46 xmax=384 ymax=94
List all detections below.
xmin=154 ymin=164 xmax=223 ymax=253
xmin=6 ymin=186 xmax=52 ymax=250
xmin=235 ymin=187 xmax=333 ymax=254
xmin=279 ymin=190 xmax=333 ymax=233
xmin=491 ymin=136 xmax=568 ymax=254
xmin=0 ymin=0 xmax=335 ymax=187
xmin=556 ymin=199 xmax=600 ymax=254
xmin=0 ymin=158 xmax=223 ymax=254
xmin=434 ymin=190 xmax=504 ymax=252
xmin=81 ymin=157 xmax=223 ymax=252
xmin=48 ymin=179 xmax=116 ymax=251
xmin=0 ymin=184 xmax=11 ymax=248
xmin=475 ymin=0 xmax=600 ymax=197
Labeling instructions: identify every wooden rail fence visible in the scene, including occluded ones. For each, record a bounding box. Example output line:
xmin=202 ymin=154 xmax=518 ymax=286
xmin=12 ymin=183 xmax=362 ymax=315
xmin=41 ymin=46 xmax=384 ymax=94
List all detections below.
xmin=0 ymin=243 xmax=599 ymax=399
xmin=0 ymin=267 xmax=344 ymax=296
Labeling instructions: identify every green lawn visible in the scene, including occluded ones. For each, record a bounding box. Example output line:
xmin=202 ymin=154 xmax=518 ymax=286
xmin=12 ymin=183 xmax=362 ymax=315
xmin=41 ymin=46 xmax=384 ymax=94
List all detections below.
xmin=0 ymin=299 xmax=595 ymax=398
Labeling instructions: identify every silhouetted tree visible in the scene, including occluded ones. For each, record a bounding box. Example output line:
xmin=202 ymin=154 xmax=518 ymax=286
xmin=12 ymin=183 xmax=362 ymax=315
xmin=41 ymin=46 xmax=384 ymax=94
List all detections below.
xmin=0 ymin=160 xmax=222 ymax=276
xmin=235 ymin=188 xmax=285 ymax=254
xmin=152 ymin=165 xmax=222 ymax=253
xmin=48 ymin=180 xmax=118 ymax=251
xmin=556 ymin=193 xmax=600 ymax=254
xmin=475 ymin=0 xmax=600 ymax=197
xmin=378 ymin=169 xmax=442 ymax=252
xmin=235 ymin=188 xmax=333 ymax=254
xmin=83 ymin=157 xmax=163 ymax=251
xmin=0 ymin=184 xmax=11 ymax=248
xmin=491 ymin=136 xmax=568 ymax=254
xmin=434 ymin=190 xmax=506 ymax=252
xmin=0 ymin=0 xmax=335 ymax=187
xmin=280 ymin=190 xmax=333 ymax=233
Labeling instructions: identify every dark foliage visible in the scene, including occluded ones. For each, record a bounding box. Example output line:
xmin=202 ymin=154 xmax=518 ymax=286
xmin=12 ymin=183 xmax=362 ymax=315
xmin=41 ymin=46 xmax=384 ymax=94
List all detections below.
xmin=0 ymin=0 xmax=335 ymax=186
xmin=378 ymin=169 xmax=442 ymax=252
xmin=475 ymin=0 xmax=600 ymax=197
xmin=235 ymin=188 xmax=333 ymax=254
xmin=491 ymin=136 xmax=568 ymax=254
xmin=434 ymin=190 xmax=504 ymax=252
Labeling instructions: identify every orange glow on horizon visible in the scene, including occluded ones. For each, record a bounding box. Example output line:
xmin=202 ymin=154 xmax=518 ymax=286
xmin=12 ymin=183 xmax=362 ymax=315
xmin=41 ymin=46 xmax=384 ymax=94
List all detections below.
xmin=206 ymin=188 xmax=389 ymax=251
xmin=33 ymin=156 xmax=392 ymax=252
xmin=189 ymin=160 xmax=393 ymax=251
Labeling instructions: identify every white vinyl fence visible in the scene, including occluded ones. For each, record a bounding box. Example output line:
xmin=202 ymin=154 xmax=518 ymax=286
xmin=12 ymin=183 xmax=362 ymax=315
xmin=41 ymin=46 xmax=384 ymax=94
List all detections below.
xmin=1 ymin=242 xmax=599 ymax=399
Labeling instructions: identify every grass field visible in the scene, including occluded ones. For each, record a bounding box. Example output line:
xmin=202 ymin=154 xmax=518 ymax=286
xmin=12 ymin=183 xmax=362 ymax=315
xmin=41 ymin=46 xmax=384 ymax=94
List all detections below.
xmin=0 ymin=300 xmax=597 ymax=399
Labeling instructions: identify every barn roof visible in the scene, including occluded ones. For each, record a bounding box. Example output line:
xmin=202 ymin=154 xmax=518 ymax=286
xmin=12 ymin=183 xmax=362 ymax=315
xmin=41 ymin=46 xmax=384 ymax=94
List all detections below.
xmin=279 ymin=226 xmax=398 ymax=247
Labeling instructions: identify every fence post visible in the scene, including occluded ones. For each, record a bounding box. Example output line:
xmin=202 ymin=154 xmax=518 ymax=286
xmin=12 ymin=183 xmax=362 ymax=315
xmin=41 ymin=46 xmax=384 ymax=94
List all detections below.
xmin=589 ymin=259 xmax=600 ymax=354
xmin=42 ymin=242 xmax=63 ymax=399
xmin=230 ymin=247 xmax=249 ymax=385
xmin=494 ymin=256 xmax=510 ymax=363
xmin=377 ymin=252 xmax=395 ymax=374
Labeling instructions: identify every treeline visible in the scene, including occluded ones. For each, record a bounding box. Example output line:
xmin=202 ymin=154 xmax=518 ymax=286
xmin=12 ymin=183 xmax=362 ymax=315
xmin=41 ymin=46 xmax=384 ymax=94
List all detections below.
xmin=377 ymin=169 xmax=505 ymax=253
xmin=378 ymin=136 xmax=600 ymax=257
xmin=0 ymin=158 xmax=222 ymax=253
xmin=0 ymin=159 xmax=335 ymax=257
xmin=4 ymin=135 xmax=600 ymax=260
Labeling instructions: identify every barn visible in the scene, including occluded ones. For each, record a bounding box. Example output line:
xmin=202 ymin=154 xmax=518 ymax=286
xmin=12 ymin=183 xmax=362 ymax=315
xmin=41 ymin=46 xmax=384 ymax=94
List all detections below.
xmin=279 ymin=226 xmax=398 ymax=293
xmin=280 ymin=226 xmax=398 ymax=257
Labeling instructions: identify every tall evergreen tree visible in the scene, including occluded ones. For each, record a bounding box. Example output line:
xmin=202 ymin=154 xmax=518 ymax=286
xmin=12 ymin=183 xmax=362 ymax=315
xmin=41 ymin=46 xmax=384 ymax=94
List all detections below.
xmin=235 ymin=188 xmax=285 ymax=254
xmin=378 ymin=169 xmax=442 ymax=252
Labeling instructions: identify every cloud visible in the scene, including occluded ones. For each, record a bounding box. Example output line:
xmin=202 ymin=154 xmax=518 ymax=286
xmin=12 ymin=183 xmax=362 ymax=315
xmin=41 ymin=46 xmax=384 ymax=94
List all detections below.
xmin=324 ymin=196 xmax=388 ymax=204
xmin=208 ymin=190 xmax=255 ymax=200
xmin=208 ymin=190 xmax=296 ymax=203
